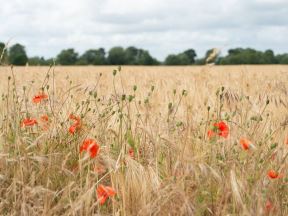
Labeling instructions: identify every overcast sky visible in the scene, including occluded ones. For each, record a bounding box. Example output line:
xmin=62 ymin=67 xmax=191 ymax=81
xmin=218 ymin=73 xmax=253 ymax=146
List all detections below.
xmin=1 ymin=0 xmax=287 ymax=60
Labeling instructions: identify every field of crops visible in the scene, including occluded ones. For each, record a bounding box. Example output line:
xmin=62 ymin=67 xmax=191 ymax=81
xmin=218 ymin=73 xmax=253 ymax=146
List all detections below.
xmin=0 ymin=65 xmax=287 ymax=215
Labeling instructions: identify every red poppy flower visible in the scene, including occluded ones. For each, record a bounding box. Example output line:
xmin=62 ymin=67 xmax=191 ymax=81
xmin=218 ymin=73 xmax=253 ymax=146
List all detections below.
xmin=69 ymin=114 xmax=81 ymax=134
xmin=69 ymin=113 xmax=80 ymax=122
xmin=80 ymin=139 xmax=100 ymax=158
xmin=32 ymin=93 xmax=48 ymax=104
xmin=265 ymin=200 xmax=273 ymax=212
xmin=97 ymin=184 xmax=116 ymax=205
xmin=68 ymin=114 xmax=81 ymax=134
xmin=207 ymin=130 xmax=216 ymax=139
xmin=39 ymin=115 xmax=49 ymax=130
xmin=128 ymin=148 xmax=135 ymax=158
xmin=40 ymin=115 xmax=49 ymax=122
xmin=267 ymin=169 xmax=283 ymax=179
xmin=214 ymin=121 xmax=229 ymax=138
xmin=69 ymin=123 xmax=81 ymax=134
xmin=239 ymin=138 xmax=251 ymax=150
xmin=21 ymin=118 xmax=38 ymax=127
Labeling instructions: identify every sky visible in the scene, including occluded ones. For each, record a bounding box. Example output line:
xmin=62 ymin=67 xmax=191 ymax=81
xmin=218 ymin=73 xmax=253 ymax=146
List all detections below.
xmin=1 ymin=0 xmax=287 ymax=60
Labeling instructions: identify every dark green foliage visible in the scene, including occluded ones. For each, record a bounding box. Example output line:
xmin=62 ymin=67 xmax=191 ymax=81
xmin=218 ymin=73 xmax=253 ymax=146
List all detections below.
xmin=263 ymin=50 xmax=277 ymax=64
xmin=165 ymin=49 xmax=197 ymax=65
xmin=183 ymin=49 xmax=197 ymax=64
xmin=0 ymin=42 xmax=8 ymax=64
xmin=124 ymin=46 xmax=138 ymax=65
xmin=194 ymin=58 xmax=206 ymax=65
xmin=56 ymin=48 xmax=78 ymax=65
xmin=8 ymin=43 xmax=28 ymax=65
xmin=77 ymin=48 xmax=106 ymax=65
xmin=107 ymin=47 xmax=126 ymax=65
xmin=28 ymin=56 xmax=53 ymax=66
xmin=2 ymin=41 xmax=288 ymax=65
xmin=124 ymin=46 xmax=159 ymax=65
xmin=276 ymin=54 xmax=288 ymax=64
xmin=165 ymin=54 xmax=190 ymax=65
xmin=219 ymin=48 xmax=279 ymax=65
xmin=0 ymin=42 xmax=4 ymax=53
xmin=137 ymin=50 xmax=159 ymax=65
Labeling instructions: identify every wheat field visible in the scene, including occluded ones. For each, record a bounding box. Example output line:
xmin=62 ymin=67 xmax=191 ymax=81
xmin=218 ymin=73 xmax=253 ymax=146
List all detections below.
xmin=0 ymin=65 xmax=287 ymax=215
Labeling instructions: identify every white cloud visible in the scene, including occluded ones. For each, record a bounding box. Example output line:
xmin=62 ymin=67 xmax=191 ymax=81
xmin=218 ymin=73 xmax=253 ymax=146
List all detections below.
xmin=0 ymin=0 xmax=287 ymax=60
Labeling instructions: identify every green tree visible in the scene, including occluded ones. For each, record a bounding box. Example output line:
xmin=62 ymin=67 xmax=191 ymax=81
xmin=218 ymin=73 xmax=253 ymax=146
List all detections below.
xmin=165 ymin=49 xmax=197 ymax=65
xmin=0 ymin=42 xmax=8 ymax=64
xmin=165 ymin=53 xmax=190 ymax=65
xmin=124 ymin=47 xmax=159 ymax=65
xmin=276 ymin=54 xmax=288 ymax=64
xmin=107 ymin=47 xmax=126 ymax=65
xmin=194 ymin=58 xmax=205 ymax=65
xmin=28 ymin=56 xmax=49 ymax=65
xmin=124 ymin=46 xmax=138 ymax=65
xmin=8 ymin=43 xmax=28 ymax=65
xmin=137 ymin=50 xmax=159 ymax=65
xmin=57 ymin=48 xmax=78 ymax=65
xmin=263 ymin=50 xmax=277 ymax=64
xmin=219 ymin=48 xmax=279 ymax=65
xmin=183 ymin=49 xmax=197 ymax=64
xmin=177 ymin=53 xmax=191 ymax=65
xmin=43 ymin=58 xmax=54 ymax=65
xmin=165 ymin=54 xmax=179 ymax=65
xmin=77 ymin=48 xmax=106 ymax=65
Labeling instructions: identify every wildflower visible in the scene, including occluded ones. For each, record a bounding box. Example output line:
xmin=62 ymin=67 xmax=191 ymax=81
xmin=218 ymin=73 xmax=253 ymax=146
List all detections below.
xmin=80 ymin=139 xmax=100 ymax=158
xmin=69 ymin=124 xmax=81 ymax=134
xmin=207 ymin=130 xmax=216 ymax=139
xmin=97 ymin=184 xmax=116 ymax=205
xmin=267 ymin=169 xmax=283 ymax=179
xmin=214 ymin=121 xmax=229 ymax=138
xmin=69 ymin=113 xmax=80 ymax=122
xmin=40 ymin=114 xmax=49 ymax=130
xmin=285 ymin=137 xmax=288 ymax=145
xmin=32 ymin=92 xmax=48 ymax=104
xmin=265 ymin=200 xmax=273 ymax=213
xmin=208 ymin=121 xmax=229 ymax=139
xmin=239 ymin=138 xmax=251 ymax=150
xmin=69 ymin=114 xmax=81 ymax=134
xmin=128 ymin=148 xmax=135 ymax=158
xmin=40 ymin=114 xmax=49 ymax=122
xmin=21 ymin=118 xmax=38 ymax=127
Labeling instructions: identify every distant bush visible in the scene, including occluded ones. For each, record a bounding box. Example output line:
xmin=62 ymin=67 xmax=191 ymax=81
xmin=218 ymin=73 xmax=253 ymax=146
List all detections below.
xmin=1 ymin=41 xmax=288 ymax=65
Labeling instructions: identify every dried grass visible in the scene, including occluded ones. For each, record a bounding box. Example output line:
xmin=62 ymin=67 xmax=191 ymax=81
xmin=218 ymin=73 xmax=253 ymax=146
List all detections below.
xmin=0 ymin=65 xmax=287 ymax=215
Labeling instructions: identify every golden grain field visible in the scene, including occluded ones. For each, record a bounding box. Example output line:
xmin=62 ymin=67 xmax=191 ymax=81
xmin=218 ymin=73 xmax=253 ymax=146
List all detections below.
xmin=0 ymin=65 xmax=287 ymax=215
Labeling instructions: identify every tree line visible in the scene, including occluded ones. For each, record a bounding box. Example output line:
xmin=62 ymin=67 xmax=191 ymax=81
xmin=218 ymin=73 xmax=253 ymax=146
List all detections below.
xmin=1 ymin=42 xmax=288 ymax=66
